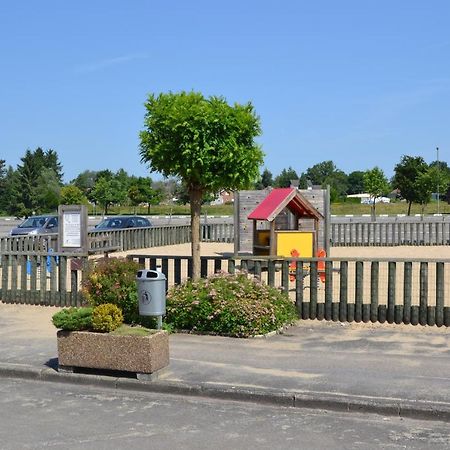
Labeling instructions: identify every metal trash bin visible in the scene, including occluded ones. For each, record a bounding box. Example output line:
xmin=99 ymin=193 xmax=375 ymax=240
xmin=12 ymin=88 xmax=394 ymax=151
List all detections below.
xmin=136 ymin=269 xmax=166 ymax=317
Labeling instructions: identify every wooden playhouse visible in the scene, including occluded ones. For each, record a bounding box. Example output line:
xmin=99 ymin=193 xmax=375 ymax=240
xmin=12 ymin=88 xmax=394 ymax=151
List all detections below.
xmin=247 ymin=188 xmax=324 ymax=258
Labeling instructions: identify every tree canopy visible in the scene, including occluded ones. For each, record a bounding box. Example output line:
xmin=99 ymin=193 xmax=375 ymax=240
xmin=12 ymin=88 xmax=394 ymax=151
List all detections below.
xmin=139 ymin=91 xmax=263 ymax=278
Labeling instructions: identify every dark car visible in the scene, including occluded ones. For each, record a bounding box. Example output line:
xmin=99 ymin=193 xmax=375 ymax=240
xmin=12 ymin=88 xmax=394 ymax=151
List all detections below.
xmin=10 ymin=215 xmax=58 ymax=236
xmin=94 ymin=216 xmax=152 ymax=230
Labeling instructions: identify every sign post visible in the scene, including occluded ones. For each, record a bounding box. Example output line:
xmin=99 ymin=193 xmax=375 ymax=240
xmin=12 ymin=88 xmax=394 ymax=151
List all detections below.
xmin=58 ymin=205 xmax=88 ymax=254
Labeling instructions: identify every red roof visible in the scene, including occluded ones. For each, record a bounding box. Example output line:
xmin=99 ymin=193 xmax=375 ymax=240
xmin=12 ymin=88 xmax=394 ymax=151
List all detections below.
xmin=248 ymin=188 xmax=323 ymax=222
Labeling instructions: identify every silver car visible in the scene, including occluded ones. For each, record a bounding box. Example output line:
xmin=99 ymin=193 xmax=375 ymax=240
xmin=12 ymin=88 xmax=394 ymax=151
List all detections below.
xmin=10 ymin=215 xmax=58 ymax=236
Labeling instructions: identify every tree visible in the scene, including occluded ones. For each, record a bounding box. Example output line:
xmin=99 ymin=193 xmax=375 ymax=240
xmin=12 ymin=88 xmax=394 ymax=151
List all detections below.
xmin=304 ymin=160 xmax=337 ymax=185
xmin=347 ymin=171 xmax=365 ymax=195
xmin=127 ymin=177 xmax=154 ymax=214
xmin=140 ymin=91 xmax=263 ymax=279
xmin=255 ymin=168 xmax=273 ymax=189
xmin=363 ymin=167 xmax=389 ymax=220
xmin=60 ymin=185 xmax=88 ymax=205
xmin=72 ymin=170 xmax=98 ymax=197
xmin=393 ymin=156 xmax=429 ymax=215
xmin=36 ymin=168 xmax=61 ymax=212
xmin=414 ymin=171 xmax=434 ymax=215
xmin=91 ymin=176 xmax=125 ymax=214
xmin=274 ymin=167 xmax=298 ymax=188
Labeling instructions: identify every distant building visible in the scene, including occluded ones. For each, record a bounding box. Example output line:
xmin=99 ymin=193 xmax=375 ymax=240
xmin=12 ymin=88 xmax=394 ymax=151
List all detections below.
xmin=210 ymin=190 xmax=234 ymax=205
xmin=347 ymin=193 xmax=390 ymax=204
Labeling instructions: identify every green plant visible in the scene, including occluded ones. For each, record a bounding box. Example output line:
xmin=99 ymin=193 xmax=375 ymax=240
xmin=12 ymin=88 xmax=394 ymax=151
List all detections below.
xmin=82 ymin=257 xmax=140 ymax=323
xmin=52 ymin=307 xmax=93 ymax=331
xmin=166 ymin=272 xmax=297 ymax=337
xmin=92 ymin=303 xmax=124 ymax=333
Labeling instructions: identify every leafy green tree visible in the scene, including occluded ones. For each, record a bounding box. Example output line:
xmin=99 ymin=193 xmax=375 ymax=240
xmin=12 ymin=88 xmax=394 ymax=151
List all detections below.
xmin=140 ymin=91 xmax=263 ymax=279
xmin=347 ymin=171 xmax=365 ymax=195
xmin=363 ymin=167 xmax=389 ymax=220
xmin=60 ymin=185 xmax=88 ymax=205
xmin=127 ymin=177 xmax=154 ymax=214
xmin=274 ymin=167 xmax=298 ymax=188
xmin=393 ymin=155 xmax=429 ymax=215
xmin=36 ymin=168 xmax=61 ymax=212
xmin=72 ymin=170 xmax=98 ymax=197
xmin=415 ymin=171 xmax=434 ymax=215
xmin=323 ymin=170 xmax=349 ymax=201
xmin=304 ymin=160 xmax=337 ymax=185
xmin=91 ymin=176 xmax=125 ymax=214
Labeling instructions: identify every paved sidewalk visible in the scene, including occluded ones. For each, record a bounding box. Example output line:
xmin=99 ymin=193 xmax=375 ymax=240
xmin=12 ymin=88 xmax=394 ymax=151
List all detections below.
xmin=0 ymin=303 xmax=449 ymax=421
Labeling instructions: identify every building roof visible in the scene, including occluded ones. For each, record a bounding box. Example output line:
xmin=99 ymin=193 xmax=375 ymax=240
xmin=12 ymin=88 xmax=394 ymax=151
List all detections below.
xmin=248 ymin=188 xmax=323 ymax=222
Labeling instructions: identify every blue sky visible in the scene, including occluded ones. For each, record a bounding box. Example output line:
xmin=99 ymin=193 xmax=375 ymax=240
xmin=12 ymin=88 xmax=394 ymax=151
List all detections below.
xmin=1 ymin=1 xmax=449 ymax=182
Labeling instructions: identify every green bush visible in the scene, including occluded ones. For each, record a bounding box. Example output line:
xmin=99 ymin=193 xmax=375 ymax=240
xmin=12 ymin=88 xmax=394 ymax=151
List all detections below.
xmin=166 ymin=272 xmax=298 ymax=337
xmin=82 ymin=257 xmax=140 ymax=323
xmin=52 ymin=307 xmax=93 ymax=331
xmin=92 ymin=303 xmax=124 ymax=333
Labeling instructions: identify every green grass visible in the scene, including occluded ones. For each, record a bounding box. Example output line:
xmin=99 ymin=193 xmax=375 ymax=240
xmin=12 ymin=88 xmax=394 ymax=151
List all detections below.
xmin=110 ymin=324 xmax=156 ymax=336
xmin=330 ymin=200 xmax=449 ymax=216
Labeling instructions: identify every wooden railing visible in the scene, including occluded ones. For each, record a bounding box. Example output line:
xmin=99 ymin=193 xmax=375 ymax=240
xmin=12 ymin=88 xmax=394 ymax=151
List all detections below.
xmin=0 ymin=252 xmax=86 ymax=307
xmin=331 ymin=219 xmax=450 ymax=246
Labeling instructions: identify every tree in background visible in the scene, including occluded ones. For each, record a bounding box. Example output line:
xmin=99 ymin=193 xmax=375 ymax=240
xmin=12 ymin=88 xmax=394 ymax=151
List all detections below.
xmin=72 ymin=170 xmax=98 ymax=198
xmin=91 ymin=176 xmax=125 ymax=215
xmin=15 ymin=148 xmax=63 ymax=215
xmin=363 ymin=167 xmax=389 ymax=220
xmin=414 ymin=171 xmax=434 ymax=215
xmin=347 ymin=170 xmax=365 ymax=194
xmin=393 ymin=155 xmax=429 ymax=215
xmin=36 ymin=168 xmax=61 ymax=211
xmin=60 ymin=185 xmax=88 ymax=205
xmin=140 ymin=91 xmax=263 ymax=279
xmin=127 ymin=177 xmax=155 ymax=214
xmin=274 ymin=167 xmax=298 ymax=188
xmin=255 ymin=168 xmax=273 ymax=189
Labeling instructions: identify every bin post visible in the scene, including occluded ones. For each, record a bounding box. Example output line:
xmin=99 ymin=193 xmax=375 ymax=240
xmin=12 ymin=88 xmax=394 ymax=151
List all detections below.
xmin=136 ymin=269 xmax=166 ymax=330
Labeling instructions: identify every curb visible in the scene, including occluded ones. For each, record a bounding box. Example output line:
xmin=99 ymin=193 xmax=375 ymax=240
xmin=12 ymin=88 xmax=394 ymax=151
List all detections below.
xmin=1 ymin=364 xmax=450 ymax=422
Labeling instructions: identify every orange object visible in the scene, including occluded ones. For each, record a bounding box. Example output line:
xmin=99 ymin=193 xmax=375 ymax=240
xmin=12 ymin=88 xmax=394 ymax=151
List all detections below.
xmin=317 ymin=248 xmax=326 ymax=283
xmin=289 ymin=249 xmax=299 ymax=281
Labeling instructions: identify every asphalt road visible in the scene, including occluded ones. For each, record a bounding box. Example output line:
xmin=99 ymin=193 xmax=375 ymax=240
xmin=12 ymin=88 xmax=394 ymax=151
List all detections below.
xmin=0 ymin=378 xmax=449 ymax=449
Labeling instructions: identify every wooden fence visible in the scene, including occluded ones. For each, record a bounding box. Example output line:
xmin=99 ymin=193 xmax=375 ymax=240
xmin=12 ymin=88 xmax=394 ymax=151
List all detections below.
xmin=331 ymin=219 xmax=450 ymax=246
xmin=0 ymin=252 xmax=86 ymax=306
xmin=127 ymin=254 xmax=450 ymax=327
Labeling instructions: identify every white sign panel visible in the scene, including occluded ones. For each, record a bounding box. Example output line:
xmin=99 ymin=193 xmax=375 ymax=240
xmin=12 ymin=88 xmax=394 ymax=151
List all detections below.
xmin=63 ymin=212 xmax=81 ymax=247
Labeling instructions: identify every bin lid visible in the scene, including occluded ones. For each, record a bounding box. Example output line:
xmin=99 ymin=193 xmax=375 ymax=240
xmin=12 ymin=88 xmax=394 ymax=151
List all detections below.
xmin=136 ymin=269 xmax=166 ymax=280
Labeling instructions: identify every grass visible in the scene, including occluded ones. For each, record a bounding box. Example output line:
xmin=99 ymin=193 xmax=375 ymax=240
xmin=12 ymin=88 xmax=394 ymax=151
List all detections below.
xmin=110 ymin=324 xmax=156 ymax=336
xmin=330 ymin=200 xmax=449 ymax=216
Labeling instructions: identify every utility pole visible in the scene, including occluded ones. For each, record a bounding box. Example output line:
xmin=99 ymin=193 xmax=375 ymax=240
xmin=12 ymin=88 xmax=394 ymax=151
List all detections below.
xmin=437 ymin=147 xmax=440 ymax=215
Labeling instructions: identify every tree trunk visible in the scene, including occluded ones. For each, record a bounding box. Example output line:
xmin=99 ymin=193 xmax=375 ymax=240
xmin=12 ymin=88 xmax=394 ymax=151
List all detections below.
xmin=407 ymin=201 xmax=412 ymax=216
xmin=371 ymin=199 xmax=376 ymax=221
xmin=189 ymin=187 xmax=203 ymax=280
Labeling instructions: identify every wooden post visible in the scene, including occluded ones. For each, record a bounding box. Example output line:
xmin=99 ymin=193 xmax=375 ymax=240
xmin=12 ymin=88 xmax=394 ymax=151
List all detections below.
xmin=403 ymin=262 xmax=412 ymax=324
xmin=436 ymin=262 xmax=444 ymax=327
xmin=324 ymin=260 xmax=333 ymax=321
xmin=370 ymin=261 xmax=379 ymax=323
xmin=419 ymin=262 xmax=428 ymax=326
xmin=339 ymin=261 xmax=348 ymax=322
xmin=269 ymin=221 xmax=276 ymax=256
xmin=355 ymin=261 xmax=363 ymax=322
xmin=387 ymin=262 xmax=396 ymax=324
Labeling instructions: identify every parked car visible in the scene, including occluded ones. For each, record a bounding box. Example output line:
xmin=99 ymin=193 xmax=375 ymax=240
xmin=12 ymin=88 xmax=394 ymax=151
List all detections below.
xmin=10 ymin=215 xmax=58 ymax=236
xmin=94 ymin=216 xmax=152 ymax=230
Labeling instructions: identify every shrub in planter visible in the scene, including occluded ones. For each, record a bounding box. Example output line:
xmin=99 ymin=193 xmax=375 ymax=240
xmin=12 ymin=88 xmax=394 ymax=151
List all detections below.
xmin=166 ymin=272 xmax=298 ymax=337
xmin=82 ymin=257 xmax=140 ymax=323
xmin=52 ymin=307 xmax=93 ymax=331
xmin=92 ymin=303 xmax=124 ymax=333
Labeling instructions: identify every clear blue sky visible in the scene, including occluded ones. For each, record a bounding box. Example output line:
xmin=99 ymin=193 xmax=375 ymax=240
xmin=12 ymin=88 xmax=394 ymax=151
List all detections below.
xmin=1 ymin=1 xmax=449 ymax=182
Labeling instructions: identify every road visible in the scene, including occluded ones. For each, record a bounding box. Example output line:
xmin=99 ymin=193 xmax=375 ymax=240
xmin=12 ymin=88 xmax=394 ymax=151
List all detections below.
xmin=0 ymin=378 xmax=448 ymax=449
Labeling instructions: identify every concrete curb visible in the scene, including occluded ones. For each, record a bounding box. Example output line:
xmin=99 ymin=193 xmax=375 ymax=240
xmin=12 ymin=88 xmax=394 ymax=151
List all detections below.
xmin=1 ymin=364 xmax=449 ymax=422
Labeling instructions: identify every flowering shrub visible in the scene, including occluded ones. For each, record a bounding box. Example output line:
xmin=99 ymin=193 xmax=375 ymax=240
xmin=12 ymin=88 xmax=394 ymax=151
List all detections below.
xmin=166 ymin=272 xmax=297 ymax=337
xmin=82 ymin=257 xmax=140 ymax=323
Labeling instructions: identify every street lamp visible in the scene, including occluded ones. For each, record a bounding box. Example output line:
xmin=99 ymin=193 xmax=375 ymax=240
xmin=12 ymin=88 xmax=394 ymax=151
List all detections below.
xmin=437 ymin=146 xmax=440 ymax=215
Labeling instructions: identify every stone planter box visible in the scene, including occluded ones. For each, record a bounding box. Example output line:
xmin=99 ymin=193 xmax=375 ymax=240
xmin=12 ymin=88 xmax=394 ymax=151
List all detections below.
xmin=57 ymin=330 xmax=169 ymax=377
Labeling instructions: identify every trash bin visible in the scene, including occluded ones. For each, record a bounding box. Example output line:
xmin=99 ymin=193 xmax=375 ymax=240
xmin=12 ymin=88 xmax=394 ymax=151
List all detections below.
xmin=136 ymin=269 xmax=166 ymax=317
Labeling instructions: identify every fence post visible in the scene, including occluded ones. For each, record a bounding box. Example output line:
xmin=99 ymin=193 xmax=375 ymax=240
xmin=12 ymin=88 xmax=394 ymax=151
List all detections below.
xmin=370 ymin=261 xmax=379 ymax=323
xmin=403 ymin=262 xmax=412 ymax=324
xmin=355 ymin=261 xmax=363 ymax=322
xmin=419 ymin=262 xmax=428 ymax=326
xmin=387 ymin=262 xmax=396 ymax=323
xmin=339 ymin=261 xmax=348 ymax=322
xmin=436 ymin=262 xmax=444 ymax=327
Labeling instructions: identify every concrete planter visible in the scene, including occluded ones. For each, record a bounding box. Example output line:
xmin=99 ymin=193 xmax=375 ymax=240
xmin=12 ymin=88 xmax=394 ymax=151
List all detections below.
xmin=57 ymin=330 xmax=169 ymax=377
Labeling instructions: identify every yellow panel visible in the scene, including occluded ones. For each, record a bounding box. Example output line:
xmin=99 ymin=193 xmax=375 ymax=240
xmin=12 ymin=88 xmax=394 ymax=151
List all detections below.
xmin=276 ymin=231 xmax=314 ymax=257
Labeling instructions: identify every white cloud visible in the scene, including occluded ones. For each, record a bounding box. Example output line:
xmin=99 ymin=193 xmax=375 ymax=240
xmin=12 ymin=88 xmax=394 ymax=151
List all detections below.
xmin=75 ymin=53 xmax=147 ymax=73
